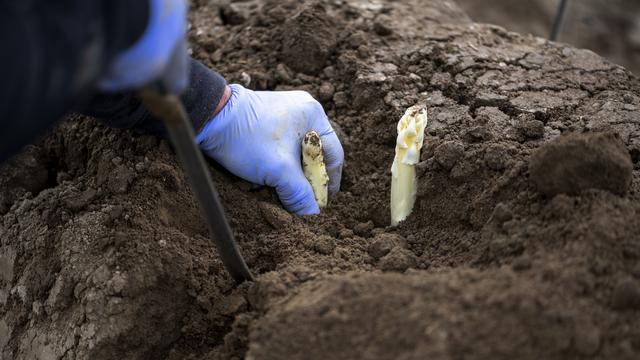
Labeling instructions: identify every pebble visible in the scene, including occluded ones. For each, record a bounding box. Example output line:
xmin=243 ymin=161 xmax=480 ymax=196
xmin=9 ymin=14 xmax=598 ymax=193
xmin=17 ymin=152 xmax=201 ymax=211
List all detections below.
xmin=623 ymin=103 xmax=637 ymax=111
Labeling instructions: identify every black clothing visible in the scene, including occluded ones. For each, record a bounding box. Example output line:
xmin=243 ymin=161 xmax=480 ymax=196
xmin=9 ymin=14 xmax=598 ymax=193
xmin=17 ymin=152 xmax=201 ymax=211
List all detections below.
xmin=0 ymin=0 xmax=227 ymax=163
xmin=83 ymin=59 xmax=227 ymax=137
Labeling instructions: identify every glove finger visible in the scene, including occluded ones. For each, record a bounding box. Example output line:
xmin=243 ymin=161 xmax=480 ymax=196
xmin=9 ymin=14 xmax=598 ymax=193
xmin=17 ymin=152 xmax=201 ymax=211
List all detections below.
xmin=319 ymin=130 xmax=344 ymax=195
xmin=274 ymin=168 xmax=320 ymax=216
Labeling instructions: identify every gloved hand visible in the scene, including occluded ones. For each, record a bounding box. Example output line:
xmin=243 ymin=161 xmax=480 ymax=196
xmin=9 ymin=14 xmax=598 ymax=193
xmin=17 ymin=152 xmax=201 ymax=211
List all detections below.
xmin=98 ymin=0 xmax=188 ymax=94
xmin=196 ymin=84 xmax=344 ymax=215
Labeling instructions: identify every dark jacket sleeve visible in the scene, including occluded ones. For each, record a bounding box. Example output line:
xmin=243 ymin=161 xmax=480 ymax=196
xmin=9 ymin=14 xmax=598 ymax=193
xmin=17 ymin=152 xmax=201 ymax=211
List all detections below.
xmin=0 ymin=0 xmax=148 ymax=163
xmin=81 ymin=58 xmax=227 ymax=136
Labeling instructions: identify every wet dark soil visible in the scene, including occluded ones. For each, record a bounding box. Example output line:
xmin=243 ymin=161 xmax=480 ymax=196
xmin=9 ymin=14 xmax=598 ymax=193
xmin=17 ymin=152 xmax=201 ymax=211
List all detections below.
xmin=2 ymin=0 xmax=640 ymax=359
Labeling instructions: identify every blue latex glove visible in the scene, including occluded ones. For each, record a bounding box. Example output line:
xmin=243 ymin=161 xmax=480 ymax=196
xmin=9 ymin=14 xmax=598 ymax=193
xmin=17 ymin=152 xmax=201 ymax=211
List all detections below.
xmin=98 ymin=0 xmax=188 ymax=94
xmin=197 ymin=84 xmax=344 ymax=215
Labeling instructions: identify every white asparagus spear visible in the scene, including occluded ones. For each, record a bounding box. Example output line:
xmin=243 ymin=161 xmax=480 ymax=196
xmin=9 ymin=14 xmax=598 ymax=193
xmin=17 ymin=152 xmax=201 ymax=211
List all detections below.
xmin=391 ymin=105 xmax=428 ymax=226
xmin=302 ymin=131 xmax=329 ymax=208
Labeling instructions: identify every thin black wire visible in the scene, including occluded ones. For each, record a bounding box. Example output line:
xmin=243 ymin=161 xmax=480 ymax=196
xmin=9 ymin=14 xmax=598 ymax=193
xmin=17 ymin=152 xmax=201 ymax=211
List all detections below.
xmin=550 ymin=0 xmax=569 ymax=41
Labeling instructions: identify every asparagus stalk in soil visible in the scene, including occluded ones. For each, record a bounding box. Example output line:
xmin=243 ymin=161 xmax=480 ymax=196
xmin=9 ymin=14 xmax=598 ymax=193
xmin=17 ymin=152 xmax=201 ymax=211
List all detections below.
xmin=391 ymin=105 xmax=428 ymax=226
xmin=302 ymin=131 xmax=329 ymax=208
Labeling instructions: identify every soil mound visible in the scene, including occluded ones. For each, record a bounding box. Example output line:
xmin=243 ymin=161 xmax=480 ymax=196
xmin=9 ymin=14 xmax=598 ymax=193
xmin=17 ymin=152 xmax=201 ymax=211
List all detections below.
xmin=529 ymin=132 xmax=633 ymax=196
xmin=249 ymin=271 xmax=598 ymax=360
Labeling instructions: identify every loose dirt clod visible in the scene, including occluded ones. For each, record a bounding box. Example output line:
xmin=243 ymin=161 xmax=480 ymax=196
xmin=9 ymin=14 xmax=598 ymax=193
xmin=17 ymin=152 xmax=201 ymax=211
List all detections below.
xmin=368 ymin=233 xmax=404 ymax=260
xmin=280 ymin=2 xmax=339 ymax=75
xmin=529 ymin=132 xmax=633 ymax=196
xmin=0 ymin=145 xmax=49 ymax=214
xmin=378 ymin=247 xmax=417 ymax=272
xmin=313 ymin=235 xmax=336 ymax=255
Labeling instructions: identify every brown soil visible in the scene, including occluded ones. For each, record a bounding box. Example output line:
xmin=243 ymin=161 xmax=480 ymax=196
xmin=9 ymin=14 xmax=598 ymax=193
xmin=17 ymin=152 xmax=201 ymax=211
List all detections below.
xmin=2 ymin=0 xmax=640 ymax=359
xmin=456 ymin=0 xmax=640 ymax=75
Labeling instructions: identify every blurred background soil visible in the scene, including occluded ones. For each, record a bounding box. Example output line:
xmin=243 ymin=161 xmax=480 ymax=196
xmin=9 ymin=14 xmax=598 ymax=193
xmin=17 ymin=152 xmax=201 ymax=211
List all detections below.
xmin=456 ymin=0 xmax=640 ymax=75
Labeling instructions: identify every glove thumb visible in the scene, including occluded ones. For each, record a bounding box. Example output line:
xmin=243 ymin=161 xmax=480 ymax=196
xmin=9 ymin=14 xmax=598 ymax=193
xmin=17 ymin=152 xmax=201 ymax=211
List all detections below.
xmin=273 ymin=169 xmax=320 ymax=216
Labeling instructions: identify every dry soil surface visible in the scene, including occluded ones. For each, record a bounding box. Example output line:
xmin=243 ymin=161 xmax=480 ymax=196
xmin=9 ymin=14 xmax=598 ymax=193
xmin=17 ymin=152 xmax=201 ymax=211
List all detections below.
xmin=1 ymin=0 xmax=640 ymax=359
xmin=456 ymin=0 xmax=640 ymax=75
